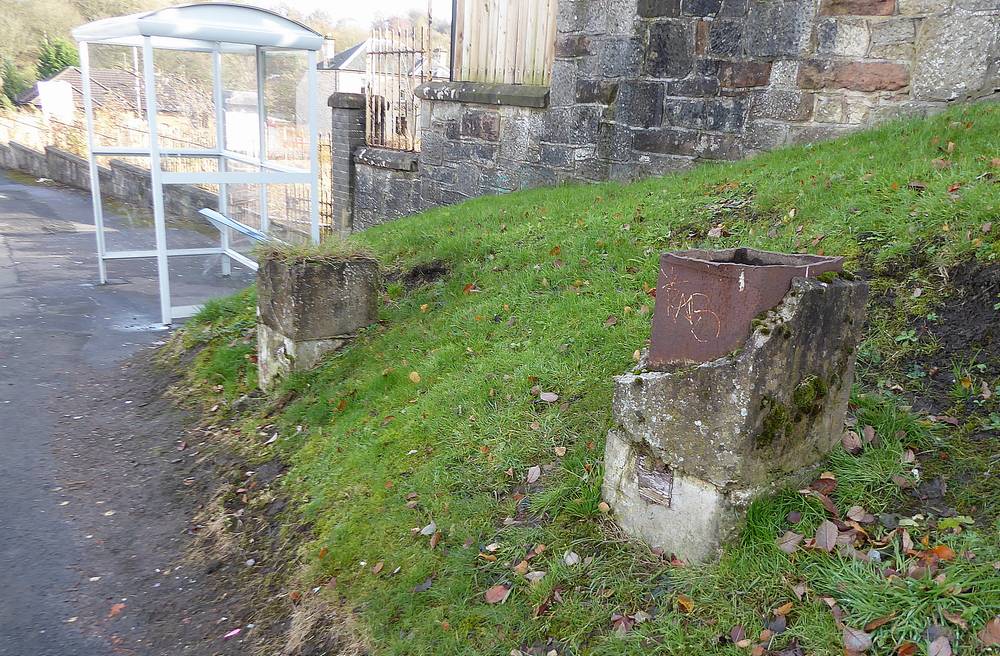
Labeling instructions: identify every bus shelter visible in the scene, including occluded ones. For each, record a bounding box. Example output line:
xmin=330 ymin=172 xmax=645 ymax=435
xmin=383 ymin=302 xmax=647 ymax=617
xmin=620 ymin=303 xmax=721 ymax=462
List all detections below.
xmin=72 ymin=3 xmax=324 ymax=324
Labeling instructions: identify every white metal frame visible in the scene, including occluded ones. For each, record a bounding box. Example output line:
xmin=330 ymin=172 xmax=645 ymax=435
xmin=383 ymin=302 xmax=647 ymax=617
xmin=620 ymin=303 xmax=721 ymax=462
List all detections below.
xmin=75 ymin=4 xmax=322 ymax=325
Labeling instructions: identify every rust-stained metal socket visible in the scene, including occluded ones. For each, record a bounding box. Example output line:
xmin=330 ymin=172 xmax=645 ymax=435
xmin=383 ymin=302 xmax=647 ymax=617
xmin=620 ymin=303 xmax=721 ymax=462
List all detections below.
xmin=648 ymin=248 xmax=843 ymax=368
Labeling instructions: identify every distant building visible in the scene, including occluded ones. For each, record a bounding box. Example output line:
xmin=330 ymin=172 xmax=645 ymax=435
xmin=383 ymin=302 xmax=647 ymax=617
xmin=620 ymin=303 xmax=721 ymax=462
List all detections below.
xmin=15 ymin=67 xmax=200 ymax=122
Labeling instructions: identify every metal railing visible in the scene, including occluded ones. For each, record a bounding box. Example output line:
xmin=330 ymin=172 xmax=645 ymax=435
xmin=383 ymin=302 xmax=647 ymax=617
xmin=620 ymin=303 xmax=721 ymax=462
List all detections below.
xmin=365 ymin=26 xmax=432 ymax=152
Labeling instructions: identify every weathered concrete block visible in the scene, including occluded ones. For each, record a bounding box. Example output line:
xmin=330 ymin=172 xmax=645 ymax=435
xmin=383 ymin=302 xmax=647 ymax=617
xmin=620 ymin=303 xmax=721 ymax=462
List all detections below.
xmin=257 ymin=256 xmax=380 ymax=389
xmin=603 ymin=276 xmax=868 ymax=561
xmin=645 ymin=20 xmax=694 ymax=78
xmin=745 ymin=0 xmax=816 ymax=57
xmin=819 ymin=0 xmax=895 ymax=15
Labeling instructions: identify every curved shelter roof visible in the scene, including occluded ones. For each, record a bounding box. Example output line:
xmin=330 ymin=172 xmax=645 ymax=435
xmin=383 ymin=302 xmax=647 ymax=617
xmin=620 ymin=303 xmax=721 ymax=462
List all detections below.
xmin=72 ymin=3 xmax=324 ymax=52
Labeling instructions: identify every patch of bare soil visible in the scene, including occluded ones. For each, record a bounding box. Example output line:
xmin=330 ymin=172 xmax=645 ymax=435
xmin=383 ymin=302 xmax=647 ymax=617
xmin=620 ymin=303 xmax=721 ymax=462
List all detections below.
xmin=50 ymin=351 xmax=366 ymax=655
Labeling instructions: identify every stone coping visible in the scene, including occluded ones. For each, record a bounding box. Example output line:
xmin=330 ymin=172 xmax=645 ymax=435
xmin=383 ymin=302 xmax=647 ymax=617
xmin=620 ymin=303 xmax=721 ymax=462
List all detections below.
xmin=414 ymin=81 xmax=549 ymax=108
xmin=354 ymin=146 xmax=418 ymax=172
xmin=328 ymin=92 xmax=365 ymax=109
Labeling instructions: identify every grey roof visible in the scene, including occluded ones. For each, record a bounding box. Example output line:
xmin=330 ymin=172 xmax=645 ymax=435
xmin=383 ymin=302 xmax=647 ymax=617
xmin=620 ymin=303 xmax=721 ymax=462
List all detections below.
xmin=16 ymin=67 xmax=207 ymax=114
xmin=320 ymin=41 xmax=366 ymax=71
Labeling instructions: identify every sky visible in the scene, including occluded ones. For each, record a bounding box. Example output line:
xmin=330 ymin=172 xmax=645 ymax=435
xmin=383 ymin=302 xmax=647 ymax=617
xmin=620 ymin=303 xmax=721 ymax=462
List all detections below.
xmin=258 ymin=0 xmax=454 ymax=27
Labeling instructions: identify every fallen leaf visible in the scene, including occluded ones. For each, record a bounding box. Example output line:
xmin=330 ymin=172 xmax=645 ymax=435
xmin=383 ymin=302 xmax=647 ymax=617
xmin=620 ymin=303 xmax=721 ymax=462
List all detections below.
xmin=430 ymin=531 xmax=442 ymax=549
xmin=525 ymin=570 xmax=545 ymax=584
xmin=941 ymin=611 xmax=966 ymax=630
xmin=526 ymin=465 xmax=541 ymax=484
xmin=927 ymin=636 xmax=951 ymax=656
xmin=108 ymin=603 xmax=126 ymax=618
xmin=907 ymin=181 xmax=927 ymax=192
xmin=978 ymin=616 xmax=1000 ymax=645
xmin=930 ymin=545 xmax=956 ymax=561
xmin=730 ymin=625 xmax=746 ymax=643
xmin=842 ymin=431 xmax=862 ymax=454
xmin=539 ymin=392 xmax=559 ymax=403
xmin=554 ymin=446 xmax=567 ymax=457
xmin=708 ymin=225 xmax=724 ymax=238
xmin=463 ymin=283 xmax=478 ymax=294
xmin=792 ymin=581 xmax=808 ymax=600
xmin=810 ymin=475 xmax=837 ymax=495
xmin=604 ymin=315 xmax=618 ymax=327
xmin=775 ymin=601 xmax=794 ymax=616
xmin=598 ymin=501 xmax=610 ymax=514
xmin=815 ymin=520 xmax=839 ymax=552
xmin=864 ymin=612 xmax=897 ymax=632
xmin=863 ymin=425 xmax=876 ymax=444
xmin=676 ymin=594 xmax=694 ymax=613
xmin=513 ymin=560 xmax=529 ymax=575
xmin=372 ymin=561 xmax=384 ymax=574
xmin=776 ymin=531 xmax=804 ymax=554
xmin=843 ymin=626 xmax=873 ymax=652
xmin=408 ymin=371 xmax=421 ymax=384
xmin=564 ymin=551 xmax=581 ymax=566
xmin=413 ymin=577 xmax=433 ymax=592
xmin=847 ymin=506 xmax=876 ymax=524
xmin=896 ymin=642 xmax=918 ymax=656
xmin=484 ymin=584 xmax=511 ymax=604
xmin=611 ymin=613 xmax=635 ymax=635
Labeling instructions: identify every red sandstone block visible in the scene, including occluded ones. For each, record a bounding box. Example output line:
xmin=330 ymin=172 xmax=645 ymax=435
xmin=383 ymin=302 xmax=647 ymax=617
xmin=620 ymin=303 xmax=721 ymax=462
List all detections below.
xmin=797 ymin=60 xmax=909 ymax=92
xmin=820 ymin=0 xmax=895 ymax=15
xmin=719 ymin=61 xmax=772 ymax=88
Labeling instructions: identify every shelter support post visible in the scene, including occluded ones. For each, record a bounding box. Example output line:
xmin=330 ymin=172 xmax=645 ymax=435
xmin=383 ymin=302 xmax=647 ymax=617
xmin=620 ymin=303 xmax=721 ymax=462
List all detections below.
xmin=78 ymin=41 xmax=108 ymax=284
xmin=307 ymin=49 xmax=320 ymax=243
xmin=212 ymin=46 xmax=231 ymax=276
xmin=255 ymin=46 xmax=269 ymax=234
xmin=142 ymin=37 xmax=173 ymax=325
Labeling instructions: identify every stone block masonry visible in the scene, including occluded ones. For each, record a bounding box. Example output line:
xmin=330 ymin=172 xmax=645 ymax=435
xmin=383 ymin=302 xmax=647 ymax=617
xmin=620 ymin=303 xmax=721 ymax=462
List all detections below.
xmin=344 ymin=0 xmax=999 ymax=229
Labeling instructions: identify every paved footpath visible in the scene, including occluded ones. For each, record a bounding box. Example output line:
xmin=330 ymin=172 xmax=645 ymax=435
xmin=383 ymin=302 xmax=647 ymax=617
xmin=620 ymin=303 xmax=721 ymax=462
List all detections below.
xmin=0 ymin=170 xmax=251 ymax=655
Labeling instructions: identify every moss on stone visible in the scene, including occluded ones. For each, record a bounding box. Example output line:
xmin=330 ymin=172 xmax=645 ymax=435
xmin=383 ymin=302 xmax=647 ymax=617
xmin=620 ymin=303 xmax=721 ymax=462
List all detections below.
xmin=757 ymin=396 xmax=791 ymax=448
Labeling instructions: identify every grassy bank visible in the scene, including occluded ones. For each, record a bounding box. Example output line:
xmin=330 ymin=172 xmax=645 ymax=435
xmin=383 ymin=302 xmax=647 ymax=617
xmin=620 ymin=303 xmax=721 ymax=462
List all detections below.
xmin=177 ymin=102 xmax=999 ymax=655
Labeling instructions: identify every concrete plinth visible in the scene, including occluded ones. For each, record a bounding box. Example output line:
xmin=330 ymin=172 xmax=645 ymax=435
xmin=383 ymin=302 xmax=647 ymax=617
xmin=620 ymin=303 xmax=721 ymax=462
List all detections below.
xmin=603 ymin=275 xmax=868 ymax=562
xmin=256 ymin=255 xmax=379 ymax=390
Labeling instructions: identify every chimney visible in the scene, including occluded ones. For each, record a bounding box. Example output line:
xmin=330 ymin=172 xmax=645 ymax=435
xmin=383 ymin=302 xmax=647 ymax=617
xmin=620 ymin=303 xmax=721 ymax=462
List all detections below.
xmin=320 ymin=37 xmax=336 ymax=68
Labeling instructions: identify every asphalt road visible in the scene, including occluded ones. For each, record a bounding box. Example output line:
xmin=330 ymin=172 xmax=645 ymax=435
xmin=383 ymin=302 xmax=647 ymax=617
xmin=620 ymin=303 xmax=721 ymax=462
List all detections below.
xmin=0 ymin=170 xmax=252 ymax=655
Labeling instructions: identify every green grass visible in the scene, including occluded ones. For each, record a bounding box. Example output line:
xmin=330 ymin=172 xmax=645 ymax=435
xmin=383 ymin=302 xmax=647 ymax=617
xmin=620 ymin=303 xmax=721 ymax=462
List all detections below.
xmin=176 ymin=103 xmax=1000 ymax=655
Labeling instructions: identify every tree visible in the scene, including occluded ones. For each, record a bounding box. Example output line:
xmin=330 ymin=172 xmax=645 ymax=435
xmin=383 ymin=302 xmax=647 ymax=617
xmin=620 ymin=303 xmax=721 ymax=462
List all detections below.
xmin=1 ymin=58 xmax=32 ymax=107
xmin=36 ymin=36 xmax=79 ymax=81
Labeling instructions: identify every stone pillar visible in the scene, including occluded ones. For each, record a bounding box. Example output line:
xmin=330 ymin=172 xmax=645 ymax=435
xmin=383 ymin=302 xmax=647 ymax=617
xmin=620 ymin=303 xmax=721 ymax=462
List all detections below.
xmin=328 ymin=92 xmax=366 ymax=235
xmin=256 ymin=255 xmax=380 ymax=390
xmin=603 ymin=270 xmax=868 ymax=563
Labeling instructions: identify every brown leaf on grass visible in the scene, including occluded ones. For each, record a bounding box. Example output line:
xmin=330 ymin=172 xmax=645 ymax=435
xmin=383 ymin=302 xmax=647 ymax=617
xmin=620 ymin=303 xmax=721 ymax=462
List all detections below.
xmin=774 ymin=602 xmax=794 ymax=616
xmin=462 ymin=283 xmax=479 ymax=294
xmin=907 ymin=181 xmax=928 ymax=192
xmin=927 ymin=636 xmax=951 ymax=656
xmin=484 ymin=584 xmax=511 ymax=604
xmin=604 ymin=315 xmax=618 ymax=327
xmin=810 ymin=474 xmax=837 ymax=495
xmin=864 ymin=612 xmax=897 ymax=632
xmin=847 ymin=506 xmax=876 ymax=524
xmin=676 ymin=594 xmax=694 ymax=613
xmin=526 ymin=465 xmax=541 ymax=484
xmin=513 ymin=560 xmax=529 ymax=575
xmin=896 ymin=642 xmax=918 ymax=656
xmin=843 ymin=626 xmax=873 ymax=652
xmin=777 ymin=531 xmax=804 ymax=554
xmin=842 ymin=431 xmax=862 ymax=454
xmin=549 ymin=245 xmax=561 ymax=256
xmin=930 ymin=544 xmax=956 ymax=561
xmin=815 ymin=520 xmax=839 ymax=552
xmin=941 ymin=610 xmax=966 ymax=630
xmin=611 ymin=613 xmax=635 ymax=635
xmin=371 ymin=561 xmax=384 ymax=574
xmin=408 ymin=371 xmax=421 ymax=383
xmin=900 ymin=529 xmax=914 ymax=553
xmin=792 ymin=581 xmax=808 ymax=600
xmin=978 ymin=617 xmax=1000 ymax=645
xmin=430 ymin=531 xmax=442 ymax=549
xmin=539 ymin=392 xmax=559 ymax=403
xmin=862 ymin=425 xmax=876 ymax=444
xmin=730 ymin=625 xmax=746 ymax=643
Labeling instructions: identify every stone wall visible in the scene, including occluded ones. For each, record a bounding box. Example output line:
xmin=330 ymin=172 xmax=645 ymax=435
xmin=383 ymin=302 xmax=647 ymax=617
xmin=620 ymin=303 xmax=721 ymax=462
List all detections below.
xmin=346 ymin=0 xmax=998 ymax=228
xmin=0 ymin=140 xmax=219 ymax=221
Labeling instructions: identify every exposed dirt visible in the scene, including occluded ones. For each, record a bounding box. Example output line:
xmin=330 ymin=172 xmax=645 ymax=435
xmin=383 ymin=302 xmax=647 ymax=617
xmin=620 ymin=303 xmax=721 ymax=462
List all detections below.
xmin=387 ymin=259 xmax=451 ymax=290
xmin=49 ymin=353 xmax=365 ymax=655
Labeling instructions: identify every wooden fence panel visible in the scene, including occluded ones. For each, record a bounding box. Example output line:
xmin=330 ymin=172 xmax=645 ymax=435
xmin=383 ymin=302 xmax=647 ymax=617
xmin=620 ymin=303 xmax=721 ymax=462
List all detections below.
xmin=453 ymin=0 xmax=557 ymax=86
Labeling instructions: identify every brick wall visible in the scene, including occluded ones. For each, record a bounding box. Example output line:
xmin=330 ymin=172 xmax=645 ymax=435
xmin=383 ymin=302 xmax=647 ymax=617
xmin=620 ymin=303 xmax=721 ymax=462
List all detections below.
xmin=347 ymin=0 xmax=998 ymax=228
